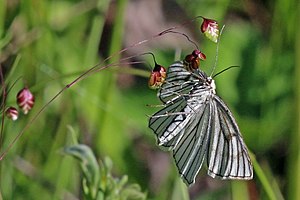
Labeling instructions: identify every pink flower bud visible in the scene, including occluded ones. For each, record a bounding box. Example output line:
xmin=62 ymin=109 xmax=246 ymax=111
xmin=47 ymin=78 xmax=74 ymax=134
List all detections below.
xmin=6 ymin=107 xmax=18 ymax=121
xmin=17 ymin=87 xmax=35 ymax=114
xmin=148 ymin=64 xmax=167 ymax=89
xmin=201 ymin=17 xmax=219 ymax=43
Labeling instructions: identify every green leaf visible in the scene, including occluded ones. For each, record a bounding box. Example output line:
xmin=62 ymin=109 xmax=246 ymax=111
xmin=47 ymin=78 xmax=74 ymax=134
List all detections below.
xmin=64 ymin=144 xmax=100 ymax=199
xmin=120 ymin=183 xmax=147 ymax=200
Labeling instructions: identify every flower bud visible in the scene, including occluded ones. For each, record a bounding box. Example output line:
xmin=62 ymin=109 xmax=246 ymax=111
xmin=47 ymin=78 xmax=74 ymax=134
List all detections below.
xmin=17 ymin=87 xmax=35 ymax=114
xmin=184 ymin=50 xmax=206 ymax=71
xmin=201 ymin=17 xmax=219 ymax=43
xmin=148 ymin=64 xmax=167 ymax=89
xmin=6 ymin=107 xmax=18 ymax=121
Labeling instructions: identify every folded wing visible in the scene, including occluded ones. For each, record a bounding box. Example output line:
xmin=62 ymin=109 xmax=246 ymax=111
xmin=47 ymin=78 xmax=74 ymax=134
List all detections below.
xmin=159 ymin=61 xmax=197 ymax=103
xmin=207 ymin=95 xmax=253 ymax=179
xmin=172 ymin=100 xmax=212 ymax=185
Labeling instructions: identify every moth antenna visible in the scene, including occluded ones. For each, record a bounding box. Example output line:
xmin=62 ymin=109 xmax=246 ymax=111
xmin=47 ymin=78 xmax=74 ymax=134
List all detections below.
xmin=212 ymin=66 xmax=240 ymax=79
xmin=210 ymin=25 xmax=225 ymax=77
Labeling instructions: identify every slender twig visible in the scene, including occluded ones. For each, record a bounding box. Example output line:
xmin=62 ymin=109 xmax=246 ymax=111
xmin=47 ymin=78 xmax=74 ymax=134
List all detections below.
xmin=0 ymin=65 xmax=7 ymax=151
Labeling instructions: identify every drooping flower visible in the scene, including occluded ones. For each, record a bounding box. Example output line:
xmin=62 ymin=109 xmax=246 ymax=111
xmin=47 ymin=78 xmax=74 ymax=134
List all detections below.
xmin=148 ymin=64 xmax=167 ymax=89
xmin=184 ymin=49 xmax=206 ymax=71
xmin=201 ymin=17 xmax=219 ymax=43
xmin=17 ymin=87 xmax=35 ymax=114
xmin=5 ymin=107 xmax=18 ymax=121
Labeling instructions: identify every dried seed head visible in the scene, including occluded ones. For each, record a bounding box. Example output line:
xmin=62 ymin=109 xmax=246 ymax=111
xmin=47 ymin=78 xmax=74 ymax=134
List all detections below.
xmin=17 ymin=87 xmax=35 ymax=114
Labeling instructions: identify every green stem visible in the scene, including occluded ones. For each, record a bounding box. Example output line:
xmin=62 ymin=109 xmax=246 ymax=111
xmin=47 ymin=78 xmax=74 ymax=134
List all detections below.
xmin=251 ymin=153 xmax=277 ymax=200
xmin=287 ymin=1 xmax=300 ymax=199
xmin=231 ymin=181 xmax=249 ymax=200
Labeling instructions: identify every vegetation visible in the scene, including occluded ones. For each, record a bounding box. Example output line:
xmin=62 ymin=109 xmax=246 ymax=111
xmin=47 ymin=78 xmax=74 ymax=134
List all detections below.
xmin=0 ymin=0 xmax=298 ymax=199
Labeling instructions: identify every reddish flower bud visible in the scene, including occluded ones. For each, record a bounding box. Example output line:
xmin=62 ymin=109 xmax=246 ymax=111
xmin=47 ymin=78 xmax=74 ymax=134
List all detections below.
xmin=201 ymin=17 xmax=219 ymax=43
xmin=184 ymin=50 xmax=206 ymax=71
xmin=148 ymin=64 xmax=167 ymax=89
xmin=17 ymin=87 xmax=35 ymax=114
xmin=5 ymin=107 xmax=18 ymax=121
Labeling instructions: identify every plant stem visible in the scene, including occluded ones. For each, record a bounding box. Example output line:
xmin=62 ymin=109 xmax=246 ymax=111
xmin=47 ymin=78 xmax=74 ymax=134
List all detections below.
xmin=287 ymin=2 xmax=300 ymax=199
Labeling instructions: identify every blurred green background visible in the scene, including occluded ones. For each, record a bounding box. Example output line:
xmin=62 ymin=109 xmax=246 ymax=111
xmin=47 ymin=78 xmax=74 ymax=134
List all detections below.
xmin=0 ymin=0 xmax=298 ymax=199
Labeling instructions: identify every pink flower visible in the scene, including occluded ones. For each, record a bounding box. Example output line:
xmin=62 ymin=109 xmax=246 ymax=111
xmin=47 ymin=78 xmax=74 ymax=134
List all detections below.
xmin=201 ymin=17 xmax=219 ymax=43
xmin=6 ymin=107 xmax=18 ymax=121
xmin=17 ymin=87 xmax=35 ymax=114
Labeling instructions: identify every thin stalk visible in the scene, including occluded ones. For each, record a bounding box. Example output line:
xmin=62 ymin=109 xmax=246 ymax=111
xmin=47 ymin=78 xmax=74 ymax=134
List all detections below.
xmin=0 ymin=65 xmax=6 ymax=151
xmin=171 ymin=179 xmax=189 ymax=200
xmin=231 ymin=181 xmax=249 ymax=200
xmin=287 ymin=1 xmax=300 ymax=199
xmin=250 ymin=153 xmax=277 ymax=200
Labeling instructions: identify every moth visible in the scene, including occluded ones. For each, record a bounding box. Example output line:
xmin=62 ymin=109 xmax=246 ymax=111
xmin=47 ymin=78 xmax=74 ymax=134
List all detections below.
xmin=149 ymin=61 xmax=253 ymax=185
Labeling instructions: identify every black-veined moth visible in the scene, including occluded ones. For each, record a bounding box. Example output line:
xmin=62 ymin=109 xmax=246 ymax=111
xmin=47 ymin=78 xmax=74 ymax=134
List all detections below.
xmin=148 ymin=61 xmax=253 ymax=185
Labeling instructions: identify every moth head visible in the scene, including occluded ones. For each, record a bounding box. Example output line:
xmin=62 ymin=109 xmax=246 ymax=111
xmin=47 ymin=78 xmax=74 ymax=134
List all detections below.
xmin=207 ymin=77 xmax=216 ymax=93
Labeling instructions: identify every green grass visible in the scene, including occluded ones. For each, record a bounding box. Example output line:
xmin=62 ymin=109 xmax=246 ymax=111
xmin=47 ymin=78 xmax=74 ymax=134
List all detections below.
xmin=0 ymin=0 xmax=298 ymax=199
